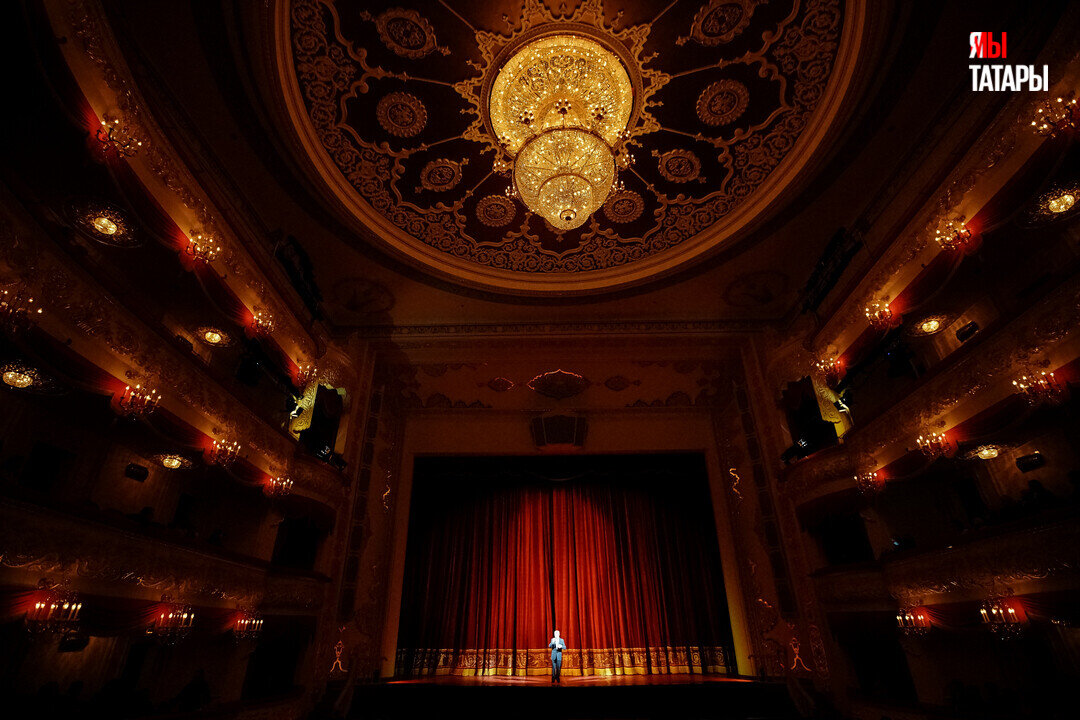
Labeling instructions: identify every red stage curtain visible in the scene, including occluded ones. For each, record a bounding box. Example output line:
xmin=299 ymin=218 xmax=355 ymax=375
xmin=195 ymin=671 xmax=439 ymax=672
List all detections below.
xmin=396 ymin=456 xmax=734 ymax=677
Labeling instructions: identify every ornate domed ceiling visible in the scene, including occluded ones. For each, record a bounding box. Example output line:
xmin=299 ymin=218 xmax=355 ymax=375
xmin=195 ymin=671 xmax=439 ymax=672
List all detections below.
xmin=280 ymin=0 xmax=863 ymax=294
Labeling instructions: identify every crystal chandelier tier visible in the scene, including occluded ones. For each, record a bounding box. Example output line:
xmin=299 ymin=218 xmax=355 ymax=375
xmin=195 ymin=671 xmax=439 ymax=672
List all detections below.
xmin=489 ymin=35 xmax=634 ymax=230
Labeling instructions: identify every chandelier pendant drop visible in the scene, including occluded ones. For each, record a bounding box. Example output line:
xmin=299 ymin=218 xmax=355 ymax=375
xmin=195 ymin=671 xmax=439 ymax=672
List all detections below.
xmin=489 ymin=35 xmax=635 ymax=230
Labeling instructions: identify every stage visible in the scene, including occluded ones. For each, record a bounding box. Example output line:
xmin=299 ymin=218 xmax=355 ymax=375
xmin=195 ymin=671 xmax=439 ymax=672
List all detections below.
xmin=330 ymin=674 xmax=805 ymax=719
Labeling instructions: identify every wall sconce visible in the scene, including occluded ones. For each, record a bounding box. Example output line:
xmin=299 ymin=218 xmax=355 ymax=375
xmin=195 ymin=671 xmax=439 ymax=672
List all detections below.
xmin=864 ymin=302 xmax=894 ymax=330
xmin=0 ymin=288 xmax=43 ymax=333
xmin=233 ymin=609 xmax=263 ymax=642
xmin=814 ymin=356 xmax=844 ymax=386
xmin=295 ymin=362 xmax=316 ymax=388
xmin=1031 ymin=96 xmax=1078 ymax=137
xmin=206 ymin=438 xmax=241 ymax=466
xmin=147 ymin=596 xmax=195 ymax=645
xmin=115 ymin=383 xmax=161 ymax=418
xmin=251 ymin=311 xmax=275 ymax=337
xmin=1013 ymin=371 xmax=1065 ymax=404
xmin=854 ymin=470 xmax=885 ymax=495
xmin=916 ymin=430 xmax=952 ymax=459
xmin=896 ymin=605 xmax=932 ymax=636
xmin=934 ymin=220 xmax=975 ymax=252
xmin=186 ymin=231 xmax=221 ymax=263
xmin=24 ymin=580 xmax=82 ymax=637
xmin=980 ymin=595 xmax=1024 ymax=638
xmin=264 ymin=475 xmax=294 ymax=498
xmin=96 ymin=117 xmax=143 ymax=157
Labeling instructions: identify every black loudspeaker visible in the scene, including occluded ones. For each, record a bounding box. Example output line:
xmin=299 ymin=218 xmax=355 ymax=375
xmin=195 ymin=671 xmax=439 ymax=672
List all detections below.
xmin=1016 ymin=452 xmax=1045 ymax=473
xmin=956 ymin=321 xmax=980 ymax=343
xmin=58 ymin=633 xmax=90 ymax=652
xmin=530 ymin=415 xmax=587 ymax=449
xmin=124 ymin=463 xmax=149 ymax=482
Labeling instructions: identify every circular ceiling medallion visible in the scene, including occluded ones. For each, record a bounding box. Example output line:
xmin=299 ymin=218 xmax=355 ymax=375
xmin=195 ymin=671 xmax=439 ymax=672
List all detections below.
xmin=283 ymin=0 xmax=859 ymax=293
xmin=376 ymin=92 xmax=427 ymax=137
xmin=696 ymin=79 xmax=750 ymax=126
xmin=603 ymin=190 xmax=645 ymax=224
xmin=476 ymin=195 xmax=517 ymax=227
xmin=65 ymin=199 xmax=140 ymax=248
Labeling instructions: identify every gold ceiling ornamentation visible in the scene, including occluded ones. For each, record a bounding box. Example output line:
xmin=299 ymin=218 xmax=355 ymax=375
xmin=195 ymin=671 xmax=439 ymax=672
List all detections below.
xmin=475 ymin=195 xmax=517 ymax=227
xmin=286 ymin=0 xmax=850 ymax=287
xmin=359 ymin=7 xmax=449 ymax=59
xmin=696 ymin=79 xmax=751 ymax=126
xmin=376 ymin=92 xmax=427 ymax=137
xmin=417 ymin=158 xmax=466 ymax=193
xmin=603 ymin=190 xmax=645 ymax=224
xmin=489 ymin=35 xmax=633 ymax=230
xmin=66 ymin=199 xmax=139 ymax=247
xmin=678 ymin=0 xmax=763 ymax=47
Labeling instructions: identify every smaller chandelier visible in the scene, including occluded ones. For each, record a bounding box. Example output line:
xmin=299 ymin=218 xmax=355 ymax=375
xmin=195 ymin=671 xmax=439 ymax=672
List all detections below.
xmin=233 ymin=609 xmax=263 ymax=642
xmin=25 ymin=581 xmax=82 ymax=637
xmin=195 ymin=326 xmax=231 ymax=347
xmin=980 ymin=595 xmax=1023 ymax=639
xmin=864 ymin=302 xmax=894 ymax=330
xmin=186 ymin=232 xmax=221 ymax=263
xmin=96 ymin=117 xmax=143 ymax=157
xmin=1031 ymin=96 xmax=1078 ymax=138
xmin=147 ymin=597 xmax=195 ymax=645
xmin=2 ymin=363 xmax=37 ymax=389
xmin=207 ymin=438 xmax=241 ymax=466
xmin=973 ymin=444 xmax=1000 ymax=460
xmin=265 ymin=475 xmax=294 ymax=498
xmin=934 ymin=220 xmax=974 ymax=252
xmin=0 ymin=288 xmax=43 ymax=333
xmin=916 ymin=431 xmax=951 ymax=458
xmin=152 ymin=453 xmax=193 ymax=470
xmin=854 ymin=470 xmax=884 ymax=495
xmin=896 ymin=606 xmax=932 ymax=637
xmin=116 ymin=383 xmax=161 ymax=418
xmin=814 ymin=357 xmax=843 ymax=385
xmin=295 ymin=362 xmax=317 ymax=388
xmin=1013 ymin=371 xmax=1065 ymax=404
xmin=251 ymin=311 xmax=275 ymax=336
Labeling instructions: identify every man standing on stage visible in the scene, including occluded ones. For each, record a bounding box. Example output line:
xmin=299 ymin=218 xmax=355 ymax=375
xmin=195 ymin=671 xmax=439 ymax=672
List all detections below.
xmin=548 ymin=629 xmax=566 ymax=684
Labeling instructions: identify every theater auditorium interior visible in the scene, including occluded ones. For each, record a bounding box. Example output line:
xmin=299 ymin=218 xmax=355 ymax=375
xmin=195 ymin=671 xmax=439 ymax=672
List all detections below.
xmin=1 ymin=0 xmax=1079 ymax=718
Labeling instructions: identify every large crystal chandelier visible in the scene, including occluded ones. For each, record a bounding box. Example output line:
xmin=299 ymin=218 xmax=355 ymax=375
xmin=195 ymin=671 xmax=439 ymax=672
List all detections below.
xmin=490 ymin=35 xmax=634 ymax=230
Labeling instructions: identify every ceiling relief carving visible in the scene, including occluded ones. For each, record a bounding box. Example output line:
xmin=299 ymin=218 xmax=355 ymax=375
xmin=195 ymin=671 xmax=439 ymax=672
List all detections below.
xmin=283 ymin=0 xmax=857 ymax=293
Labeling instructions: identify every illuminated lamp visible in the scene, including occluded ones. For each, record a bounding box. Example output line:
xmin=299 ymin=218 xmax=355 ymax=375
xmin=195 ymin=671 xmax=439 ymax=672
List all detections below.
xmin=195 ymin=326 xmax=231 ymax=347
xmin=251 ymin=311 xmax=275 ymax=336
xmin=264 ymin=475 xmax=294 ymax=498
xmin=152 ymin=453 xmax=193 ymax=470
xmin=3 ymin=366 xmax=35 ymax=389
xmin=910 ymin=314 xmax=949 ymax=337
xmin=980 ymin=595 xmax=1024 ymax=638
xmin=233 ymin=609 xmax=263 ymax=642
xmin=916 ymin=430 xmax=951 ymax=459
xmin=974 ymin=445 xmax=999 ymax=460
xmin=0 ymin=288 xmax=43 ymax=333
xmin=814 ymin=357 xmax=843 ymax=385
xmin=854 ymin=470 xmax=885 ymax=495
xmin=96 ymin=117 xmax=143 ymax=157
xmin=206 ymin=438 xmax=241 ymax=466
xmin=934 ymin=220 xmax=974 ymax=252
xmin=25 ymin=580 xmax=82 ymax=637
xmin=489 ymin=35 xmax=635 ymax=229
xmin=864 ymin=302 xmax=894 ymax=330
xmin=185 ymin=232 xmax=221 ymax=263
xmin=896 ymin=606 xmax=932 ymax=636
xmin=295 ymin=362 xmax=317 ymax=388
xmin=115 ymin=383 xmax=161 ymax=418
xmin=147 ymin=596 xmax=194 ymax=645
xmin=1012 ymin=371 xmax=1065 ymax=404
xmin=1031 ymin=96 xmax=1078 ymax=137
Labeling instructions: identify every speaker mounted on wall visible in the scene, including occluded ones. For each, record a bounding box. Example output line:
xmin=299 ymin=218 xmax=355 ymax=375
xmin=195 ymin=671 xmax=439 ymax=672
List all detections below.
xmin=530 ymin=414 xmax=587 ymax=451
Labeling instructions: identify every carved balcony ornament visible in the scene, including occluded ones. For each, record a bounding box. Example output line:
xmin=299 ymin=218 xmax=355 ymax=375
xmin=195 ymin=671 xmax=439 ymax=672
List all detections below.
xmin=1030 ymin=94 xmax=1078 ymax=138
xmin=895 ymin=605 xmax=932 ymax=637
xmin=113 ymin=382 xmax=161 ymax=419
xmin=147 ymin=595 xmax=195 ymax=646
xmin=206 ymin=437 xmax=241 ymax=467
xmin=979 ymin=594 xmax=1025 ymax=639
xmin=232 ymin=608 xmax=263 ymax=642
xmin=915 ymin=430 xmax=953 ymax=459
xmin=95 ymin=115 xmax=143 ymax=158
xmin=185 ymin=230 xmax=221 ymax=264
xmin=1012 ymin=370 xmax=1066 ymax=405
xmin=0 ymin=286 xmax=43 ymax=333
xmin=25 ymin=579 xmax=82 ymax=638
xmin=933 ymin=218 xmax=977 ymax=253
xmin=527 ymin=369 xmax=591 ymax=400
xmin=853 ymin=469 xmax=885 ymax=495
xmin=864 ymin=301 xmax=896 ymax=331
